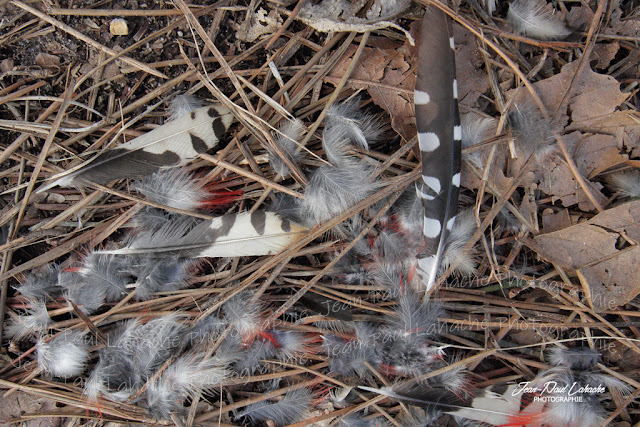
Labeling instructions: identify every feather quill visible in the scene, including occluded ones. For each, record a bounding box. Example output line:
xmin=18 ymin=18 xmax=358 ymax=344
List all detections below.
xmin=507 ymin=0 xmax=571 ymax=40
xmin=414 ymin=7 xmax=462 ymax=291
xmin=39 ymin=104 xmax=234 ymax=191
xmin=103 ymin=210 xmax=308 ymax=258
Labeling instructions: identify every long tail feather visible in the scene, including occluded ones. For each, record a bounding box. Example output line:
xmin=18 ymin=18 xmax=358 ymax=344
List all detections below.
xmin=414 ymin=7 xmax=462 ymax=291
xmin=39 ymin=105 xmax=234 ymax=191
xmin=103 ymin=211 xmax=308 ymax=258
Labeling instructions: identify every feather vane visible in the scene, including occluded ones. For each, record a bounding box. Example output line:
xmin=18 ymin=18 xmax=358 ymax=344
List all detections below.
xmin=507 ymin=0 xmax=570 ymax=40
xmin=103 ymin=210 xmax=308 ymax=258
xmin=414 ymin=7 xmax=462 ymax=291
xmin=40 ymin=104 xmax=234 ymax=191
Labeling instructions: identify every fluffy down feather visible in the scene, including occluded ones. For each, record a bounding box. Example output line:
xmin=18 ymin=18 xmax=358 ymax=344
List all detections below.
xmin=608 ymin=170 xmax=640 ymax=199
xmin=237 ymin=388 xmax=313 ymax=426
xmin=85 ymin=314 xmax=185 ymax=402
xmin=507 ymin=0 xmax=571 ymax=40
xmin=323 ymin=323 xmax=381 ymax=378
xmin=15 ymin=264 xmax=62 ymax=301
xmin=4 ymin=300 xmax=50 ymax=340
xmin=268 ymin=119 xmax=306 ymax=177
xmin=223 ymin=290 xmax=264 ymax=340
xmin=460 ymin=114 xmax=497 ymax=169
xmin=167 ymin=94 xmax=206 ymax=122
xmin=37 ymin=331 xmax=90 ymax=378
xmin=132 ymin=168 xmax=207 ymax=211
xmin=146 ymin=350 xmax=231 ymax=419
xmin=129 ymin=256 xmax=196 ymax=300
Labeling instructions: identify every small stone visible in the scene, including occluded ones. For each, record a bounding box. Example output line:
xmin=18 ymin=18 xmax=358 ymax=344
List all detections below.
xmin=109 ymin=18 xmax=129 ymax=36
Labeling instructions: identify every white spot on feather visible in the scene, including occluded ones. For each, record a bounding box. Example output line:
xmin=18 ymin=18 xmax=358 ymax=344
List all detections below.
xmin=452 ymin=173 xmax=460 ymax=187
xmin=422 ymin=176 xmax=441 ymax=193
xmin=423 ymin=218 xmax=441 ymax=238
xmin=453 ymin=79 xmax=458 ymax=99
xmin=415 ymin=185 xmax=435 ymax=201
xmin=449 ymin=37 xmax=455 ymax=50
xmin=453 ymin=125 xmax=462 ymax=141
xmin=418 ymin=132 xmax=440 ymax=152
xmin=414 ymin=90 xmax=430 ymax=105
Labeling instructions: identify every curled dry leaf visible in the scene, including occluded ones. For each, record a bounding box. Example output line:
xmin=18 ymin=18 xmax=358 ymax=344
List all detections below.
xmin=237 ymin=8 xmax=283 ymax=43
xmin=531 ymin=200 xmax=640 ymax=312
xmin=328 ymin=37 xmax=416 ymax=141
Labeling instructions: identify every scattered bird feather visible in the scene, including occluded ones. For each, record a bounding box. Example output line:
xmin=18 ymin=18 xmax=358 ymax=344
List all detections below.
xmin=37 ymin=331 xmax=90 ymax=378
xmin=303 ymin=162 xmax=379 ymax=225
xmin=146 ymin=350 xmax=231 ymax=419
xmin=167 ymin=94 xmax=206 ymax=122
xmin=608 ymin=170 xmax=640 ymax=199
xmin=416 ymin=209 xmax=477 ymax=286
xmin=39 ymin=104 xmax=234 ymax=191
xmin=460 ymin=114 xmax=497 ymax=169
xmin=4 ymin=300 xmax=50 ymax=340
xmin=508 ymin=101 xmax=556 ymax=162
xmin=60 ymin=270 xmax=106 ymax=315
xmin=387 ymin=290 xmax=443 ymax=339
xmin=323 ymin=323 xmax=381 ymax=378
xmin=86 ymin=314 xmax=185 ymax=402
xmin=15 ymin=264 xmax=62 ymax=301
xmin=507 ymin=0 xmax=571 ymax=40
xmin=237 ymin=388 xmax=313 ymax=426
xmin=129 ymin=256 xmax=196 ymax=300
xmin=336 ymin=412 xmax=380 ymax=427
xmin=104 ymin=210 xmax=308 ymax=258
xmin=414 ymin=7 xmax=462 ymax=291
xmin=324 ymin=100 xmax=382 ymax=162
xmin=268 ymin=118 xmax=306 ymax=177
xmin=132 ymin=168 xmax=207 ymax=211
xmin=223 ymin=290 xmax=264 ymax=340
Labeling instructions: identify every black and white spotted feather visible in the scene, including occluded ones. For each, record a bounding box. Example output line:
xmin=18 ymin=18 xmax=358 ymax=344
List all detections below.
xmin=39 ymin=101 xmax=234 ymax=191
xmin=104 ymin=210 xmax=307 ymax=258
xmin=414 ymin=7 xmax=462 ymax=291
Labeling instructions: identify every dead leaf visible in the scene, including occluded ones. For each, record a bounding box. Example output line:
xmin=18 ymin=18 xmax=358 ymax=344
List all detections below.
xmin=537 ymin=157 xmax=606 ymax=211
xmin=237 ymin=8 xmax=283 ymax=43
xmin=328 ymin=38 xmax=416 ymax=141
xmin=532 ymin=200 xmax=640 ymax=311
xmin=592 ymin=42 xmax=619 ymax=70
xmin=542 ymin=208 xmax=571 ymax=233
xmin=0 ymin=391 xmax=62 ymax=427
xmin=35 ymin=52 xmax=60 ymax=68
xmin=453 ymin=24 xmax=491 ymax=109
